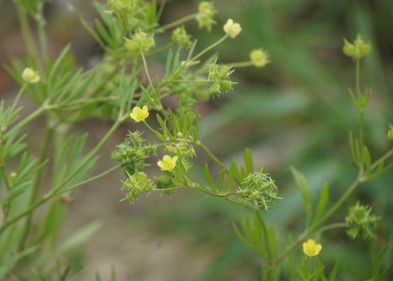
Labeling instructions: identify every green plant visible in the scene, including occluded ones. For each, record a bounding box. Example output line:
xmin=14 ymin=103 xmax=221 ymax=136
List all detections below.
xmin=1 ymin=0 xmax=392 ymax=280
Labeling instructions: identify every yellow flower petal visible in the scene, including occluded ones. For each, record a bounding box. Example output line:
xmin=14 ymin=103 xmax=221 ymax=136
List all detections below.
xmin=130 ymin=106 xmax=149 ymax=122
xmin=22 ymin=68 xmax=40 ymax=84
xmin=302 ymin=239 xmax=322 ymax=257
xmin=223 ymin=18 xmax=242 ymax=39
xmin=157 ymin=155 xmax=178 ymax=171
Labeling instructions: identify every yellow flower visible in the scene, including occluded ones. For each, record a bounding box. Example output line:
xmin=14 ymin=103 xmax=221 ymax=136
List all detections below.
xmin=223 ymin=18 xmax=242 ymax=39
xmin=302 ymin=239 xmax=322 ymax=257
xmin=343 ymin=34 xmax=372 ymax=60
xmin=387 ymin=125 xmax=393 ymax=141
xmin=130 ymin=106 xmax=149 ymax=122
xmin=250 ymin=49 xmax=270 ymax=68
xmin=22 ymin=68 xmax=40 ymax=84
xmin=157 ymin=155 xmax=178 ymax=171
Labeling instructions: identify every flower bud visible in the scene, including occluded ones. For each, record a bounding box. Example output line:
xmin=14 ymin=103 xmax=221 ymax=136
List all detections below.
xmin=22 ymin=68 xmax=40 ymax=84
xmin=196 ymin=1 xmax=216 ymax=31
xmin=343 ymin=34 xmax=372 ymax=61
xmin=250 ymin=49 xmax=270 ymax=68
xmin=223 ymin=19 xmax=242 ymax=39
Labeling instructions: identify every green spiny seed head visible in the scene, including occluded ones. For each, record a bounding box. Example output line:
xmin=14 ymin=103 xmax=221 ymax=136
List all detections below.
xmin=172 ymin=26 xmax=192 ymax=49
xmin=196 ymin=1 xmax=216 ymax=31
xmin=343 ymin=34 xmax=372 ymax=61
xmin=112 ymin=131 xmax=156 ymax=174
xmin=387 ymin=125 xmax=393 ymax=141
xmin=166 ymin=138 xmax=196 ymax=158
xmin=108 ymin=0 xmax=137 ymax=15
xmin=238 ymin=169 xmax=279 ymax=210
xmin=125 ymin=32 xmax=155 ymax=56
xmin=208 ymin=63 xmax=235 ymax=95
xmin=345 ymin=202 xmax=380 ymax=240
xmin=122 ymin=172 xmax=153 ymax=203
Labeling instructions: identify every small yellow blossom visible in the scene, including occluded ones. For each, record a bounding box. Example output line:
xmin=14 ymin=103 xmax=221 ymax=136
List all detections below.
xmin=250 ymin=49 xmax=270 ymax=68
xmin=302 ymin=239 xmax=322 ymax=257
xmin=22 ymin=68 xmax=40 ymax=84
xmin=343 ymin=34 xmax=372 ymax=60
xmin=157 ymin=155 xmax=178 ymax=171
xmin=223 ymin=19 xmax=242 ymax=39
xmin=387 ymin=125 xmax=393 ymax=141
xmin=130 ymin=106 xmax=149 ymax=122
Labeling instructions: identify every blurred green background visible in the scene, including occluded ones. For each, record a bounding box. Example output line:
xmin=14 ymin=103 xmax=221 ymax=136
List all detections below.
xmin=1 ymin=0 xmax=392 ymax=280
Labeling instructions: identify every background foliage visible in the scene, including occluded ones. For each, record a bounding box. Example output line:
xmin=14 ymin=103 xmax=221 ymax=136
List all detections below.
xmin=0 ymin=0 xmax=392 ymax=280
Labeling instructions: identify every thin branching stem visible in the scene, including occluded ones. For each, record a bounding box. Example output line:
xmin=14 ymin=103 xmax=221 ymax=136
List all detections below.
xmin=0 ymin=165 xmax=119 ymax=235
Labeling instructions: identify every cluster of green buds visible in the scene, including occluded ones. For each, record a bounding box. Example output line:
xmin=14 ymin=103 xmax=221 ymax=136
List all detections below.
xmin=343 ymin=34 xmax=372 ymax=61
xmin=345 ymin=202 xmax=380 ymax=240
xmin=196 ymin=1 xmax=216 ymax=31
xmin=108 ymin=0 xmax=137 ymax=15
xmin=122 ymin=171 xmax=153 ymax=202
xmin=111 ymin=131 xmax=157 ymax=175
xmin=125 ymin=32 xmax=155 ymax=57
xmin=208 ymin=63 xmax=235 ymax=95
xmin=237 ymin=170 xmax=279 ymax=209
xmin=172 ymin=26 xmax=192 ymax=49
xmin=108 ymin=0 xmax=151 ymax=32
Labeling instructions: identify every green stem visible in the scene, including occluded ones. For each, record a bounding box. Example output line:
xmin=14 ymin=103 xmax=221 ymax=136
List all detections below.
xmin=53 ymin=116 xmax=126 ymax=191
xmin=355 ymin=59 xmax=365 ymax=149
xmin=47 ymin=97 xmax=118 ymax=111
xmin=192 ymin=35 xmax=229 ymax=61
xmin=143 ymin=121 xmax=162 ymax=139
xmin=15 ymin=5 xmax=37 ymax=57
xmin=36 ymin=4 xmax=48 ymax=62
xmin=10 ymin=84 xmax=27 ymax=111
xmin=194 ymin=184 xmax=237 ymax=198
xmin=140 ymin=51 xmax=154 ymax=90
xmin=160 ymin=14 xmax=196 ymax=31
xmin=273 ymin=147 xmax=393 ymax=266
xmin=172 ymin=80 xmax=210 ymax=84
xmin=229 ymin=61 xmax=254 ymax=68
xmin=318 ymin=222 xmax=348 ymax=234
xmin=18 ymin=127 xmax=54 ymax=250
xmin=6 ymin=105 xmax=46 ymax=136
xmin=0 ymin=165 xmax=119 ymax=235
xmin=195 ymin=141 xmax=227 ymax=171
xmin=355 ymin=59 xmax=361 ymax=99
xmin=147 ymin=43 xmax=174 ymax=56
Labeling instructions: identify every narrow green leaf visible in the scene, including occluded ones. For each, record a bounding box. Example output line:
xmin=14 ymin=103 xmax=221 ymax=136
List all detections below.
xmin=291 ymin=167 xmax=312 ymax=226
xmin=203 ymin=164 xmax=217 ymax=192
xmin=243 ymin=148 xmax=254 ymax=173
xmin=313 ymin=183 xmax=329 ymax=224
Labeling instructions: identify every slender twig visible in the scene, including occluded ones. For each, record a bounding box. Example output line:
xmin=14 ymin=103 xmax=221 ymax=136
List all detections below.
xmin=160 ymin=14 xmax=196 ymax=31
xmin=192 ymin=35 xmax=228 ymax=61
xmin=195 ymin=141 xmax=227 ymax=171
xmin=229 ymin=61 xmax=253 ymax=68
xmin=18 ymin=127 xmax=54 ymax=250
